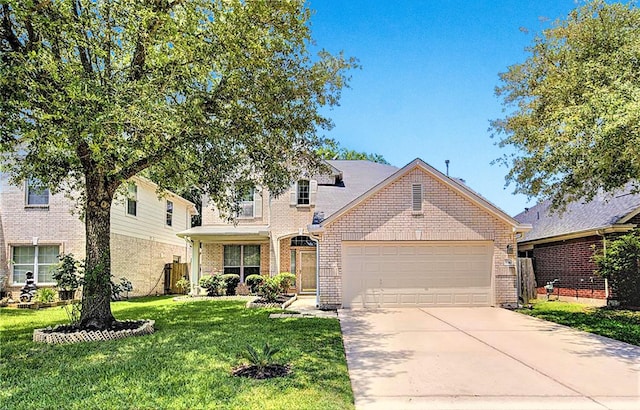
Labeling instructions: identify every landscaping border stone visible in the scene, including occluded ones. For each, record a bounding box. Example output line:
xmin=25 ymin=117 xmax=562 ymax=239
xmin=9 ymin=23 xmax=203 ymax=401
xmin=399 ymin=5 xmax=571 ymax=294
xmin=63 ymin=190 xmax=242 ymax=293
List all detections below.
xmin=33 ymin=320 xmax=155 ymax=344
xmin=246 ymin=294 xmax=297 ymax=309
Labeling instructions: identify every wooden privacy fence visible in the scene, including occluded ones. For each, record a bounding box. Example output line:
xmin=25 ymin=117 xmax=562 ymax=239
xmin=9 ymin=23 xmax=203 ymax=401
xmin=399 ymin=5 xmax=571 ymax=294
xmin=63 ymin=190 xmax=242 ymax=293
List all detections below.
xmin=517 ymin=257 xmax=537 ymax=303
xmin=164 ymin=263 xmax=189 ymax=294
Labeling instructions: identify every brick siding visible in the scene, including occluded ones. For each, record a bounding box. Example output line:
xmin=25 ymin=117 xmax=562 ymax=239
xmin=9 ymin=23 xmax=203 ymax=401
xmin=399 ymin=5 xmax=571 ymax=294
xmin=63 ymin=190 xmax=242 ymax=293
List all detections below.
xmin=532 ymin=236 xmax=607 ymax=299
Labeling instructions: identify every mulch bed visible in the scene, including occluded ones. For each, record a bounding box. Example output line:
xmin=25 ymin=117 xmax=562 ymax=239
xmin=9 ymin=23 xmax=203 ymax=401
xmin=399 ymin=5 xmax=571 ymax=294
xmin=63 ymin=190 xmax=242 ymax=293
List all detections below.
xmin=40 ymin=320 xmax=147 ymax=334
xmin=232 ymin=364 xmax=291 ymax=379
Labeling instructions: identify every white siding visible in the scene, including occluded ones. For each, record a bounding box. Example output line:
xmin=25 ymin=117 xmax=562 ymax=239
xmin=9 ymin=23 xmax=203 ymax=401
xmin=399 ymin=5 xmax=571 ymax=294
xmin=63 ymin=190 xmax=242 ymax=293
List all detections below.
xmin=111 ymin=177 xmax=191 ymax=247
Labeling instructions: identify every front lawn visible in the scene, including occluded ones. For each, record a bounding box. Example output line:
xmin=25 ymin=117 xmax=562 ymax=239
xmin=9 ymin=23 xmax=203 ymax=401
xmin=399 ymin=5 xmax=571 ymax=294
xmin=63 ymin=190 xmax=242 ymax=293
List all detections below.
xmin=517 ymin=301 xmax=640 ymax=346
xmin=0 ymin=297 xmax=354 ymax=410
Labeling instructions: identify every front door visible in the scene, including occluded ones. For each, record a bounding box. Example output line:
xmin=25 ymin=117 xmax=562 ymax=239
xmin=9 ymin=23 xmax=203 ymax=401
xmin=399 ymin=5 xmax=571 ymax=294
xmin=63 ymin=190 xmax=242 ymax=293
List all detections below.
xmin=299 ymin=250 xmax=317 ymax=293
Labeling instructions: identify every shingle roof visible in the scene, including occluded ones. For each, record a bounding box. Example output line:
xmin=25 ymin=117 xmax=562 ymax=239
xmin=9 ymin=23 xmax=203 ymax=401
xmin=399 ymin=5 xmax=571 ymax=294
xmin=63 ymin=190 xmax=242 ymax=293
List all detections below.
xmin=514 ymin=186 xmax=640 ymax=243
xmin=314 ymin=160 xmax=398 ymax=221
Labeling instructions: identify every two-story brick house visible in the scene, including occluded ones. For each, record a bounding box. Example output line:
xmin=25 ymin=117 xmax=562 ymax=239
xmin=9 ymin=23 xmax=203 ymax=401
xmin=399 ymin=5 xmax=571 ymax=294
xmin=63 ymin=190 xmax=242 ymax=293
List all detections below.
xmin=179 ymin=158 xmax=530 ymax=309
xmin=0 ymin=175 xmax=197 ymax=297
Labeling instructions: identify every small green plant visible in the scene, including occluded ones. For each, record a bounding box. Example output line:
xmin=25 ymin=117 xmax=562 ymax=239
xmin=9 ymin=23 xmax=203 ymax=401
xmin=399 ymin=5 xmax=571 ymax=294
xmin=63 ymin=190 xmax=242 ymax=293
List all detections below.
xmin=258 ymin=277 xmax=281 ymax=302
xmin=220 ymin=274 xmax=241 ymax=296
xmin=175 ymin=277 xmax=190 ymax=294
xmin=52 ymin=253 xmax=81 ymax=291
xmin=274 ymin=272 xmax=296 ymax=294
xmin=34 ymin=288 xmax=56 ymax=303
xmin=199 ymin=275 xmax=224 ymax=296
xmin=245 ymin=274 xmax=264 ymax=294
xmin=62 ymin=301 xmax=82 ymax=325
xmin=111 ymin=277 xmax=133 ymax=301
xmin=243 ymin=342 xmax=281 ymax=370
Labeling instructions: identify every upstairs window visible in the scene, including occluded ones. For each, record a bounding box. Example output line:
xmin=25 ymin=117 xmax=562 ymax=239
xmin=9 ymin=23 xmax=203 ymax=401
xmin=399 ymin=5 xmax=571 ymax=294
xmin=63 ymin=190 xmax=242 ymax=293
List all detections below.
xmin=166 ymin=200 xmax=173 ymax=226
xmin=412 ymin=183 xmax=423 ymax=212
xmin=127 ymin=184 xmax=137 ymax=216
xmin=297 ymin=180 xmax=310 ymax=205
xmin=238 ymin=188 xmax=255 ymax=218
xmin=26 ymin=178 xmax=49 ymax=206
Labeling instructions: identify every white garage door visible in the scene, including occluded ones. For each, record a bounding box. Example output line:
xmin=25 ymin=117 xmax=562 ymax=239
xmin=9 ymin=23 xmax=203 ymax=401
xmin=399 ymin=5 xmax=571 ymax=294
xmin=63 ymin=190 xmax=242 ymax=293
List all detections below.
xmin=342 ymin=242 xmax=493 ymax=308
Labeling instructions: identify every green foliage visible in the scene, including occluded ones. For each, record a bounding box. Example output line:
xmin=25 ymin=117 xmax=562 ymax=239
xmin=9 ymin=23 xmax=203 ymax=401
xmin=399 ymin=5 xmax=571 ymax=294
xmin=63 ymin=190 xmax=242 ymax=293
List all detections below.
xmin=52 ymin=254 xmax=81 ymax=291
xmin=594 ymin=232 xmax=640 ymax=307
xmin=274 ymin=272 xmax=297 ymax=294
xmin=0 ymin=297 xmax=354 ymax=409
xmin=245 ymin=274 xmax=265 ymax=294
xmin=243 ymin=343 xmax=281 ymax=370
xmin=34 ymin=288 xmax=56 ymax=303
xmin=62 ymin=301 xmax=82 ymax=326
xmin=258 ymin=277 xmax=282 ymax=302
xmin=0 ymin=0 xmax=356 ymax=326
xmin=220 ymin=274 xmax=241 ymax=296
xmin=111 ymin=277 xmax=133 ymax=301
xmin=318 ymin=140 xmax=389 ymax=164
xmin=199 ymin=275 xmax=224 ymax=296
xmin=518 ymin=301 xmax=640 ymax=346
xmin=492 ymin=0 xmax=640 ymax=209
xmin=175 ymin=277 xmax=190 ymax=295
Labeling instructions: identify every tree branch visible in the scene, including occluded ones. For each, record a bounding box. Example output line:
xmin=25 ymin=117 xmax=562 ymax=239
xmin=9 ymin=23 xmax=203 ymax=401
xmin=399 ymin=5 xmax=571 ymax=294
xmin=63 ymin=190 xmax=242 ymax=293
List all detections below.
xmin=72 ymin=0 xmax=93 ymax=74
xmin=1 ymin=4 xmax=23 ymax=52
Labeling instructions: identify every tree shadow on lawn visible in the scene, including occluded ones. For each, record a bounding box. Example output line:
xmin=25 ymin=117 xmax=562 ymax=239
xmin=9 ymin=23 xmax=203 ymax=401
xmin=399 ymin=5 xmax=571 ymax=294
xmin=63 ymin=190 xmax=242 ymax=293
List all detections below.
xmin=1 ymin=299 xmax=352 ymax=410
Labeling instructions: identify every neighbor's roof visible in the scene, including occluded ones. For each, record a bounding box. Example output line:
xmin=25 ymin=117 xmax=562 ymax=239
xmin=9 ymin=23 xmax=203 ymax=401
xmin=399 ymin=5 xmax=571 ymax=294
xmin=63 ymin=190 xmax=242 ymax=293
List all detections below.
xmin=514 ymin=186 xmax=640 ymax=243
xmin=314 ymin=160 xmax=399 ymax=220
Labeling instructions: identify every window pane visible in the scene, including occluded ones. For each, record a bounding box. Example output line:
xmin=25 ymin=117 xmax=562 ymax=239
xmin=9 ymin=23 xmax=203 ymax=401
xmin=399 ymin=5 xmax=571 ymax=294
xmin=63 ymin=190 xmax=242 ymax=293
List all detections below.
xmin=27 ymin=179 xmax=49 ymax=205
xmin=166 ymin=200 xmax=173 ymax=226
xmin=297 ymin=180 xmax=310 ymax=205
xmin=243 ymin=266 xmax=260 ymax=277
xmin=224 ymin=267 xmax=241 ymax=275
xmin=38 ymin=263 xmax=55 ymax=283
xmin=127 ymin=199 xmax=137 ymax=216
xmin=241 ymin=188 xmax=254 ymax=202
xmin=38 ymin=246 xmax=59 ymax=264
xmin=290 ymin=250 xmax=296 ymax=273
xmin=13 ymin=265 xmax=31 ymax=284
xmin=224 ymin=245 xmax=241 ymax=266
xmin=243 ymin=245 xmax=260 ymax=267
xmin=14 ymin=246 xmax=35 ymax=264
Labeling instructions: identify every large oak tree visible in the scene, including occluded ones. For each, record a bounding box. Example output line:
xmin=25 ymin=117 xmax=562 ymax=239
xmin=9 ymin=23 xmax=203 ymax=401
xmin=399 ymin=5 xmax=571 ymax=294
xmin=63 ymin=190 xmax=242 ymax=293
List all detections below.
xmin=0 ymin=0 xmax=355 ymax=329
xmin=492 ymin=0 xmax=640 ymax=209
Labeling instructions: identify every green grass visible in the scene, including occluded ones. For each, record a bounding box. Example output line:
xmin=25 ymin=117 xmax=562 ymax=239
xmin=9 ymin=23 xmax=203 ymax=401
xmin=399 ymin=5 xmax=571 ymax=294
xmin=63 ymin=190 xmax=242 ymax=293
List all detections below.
xmin=0 ymin=296 xmax=354 ymax=410
xmin=517 ymin=301 xmax=640 ymax=346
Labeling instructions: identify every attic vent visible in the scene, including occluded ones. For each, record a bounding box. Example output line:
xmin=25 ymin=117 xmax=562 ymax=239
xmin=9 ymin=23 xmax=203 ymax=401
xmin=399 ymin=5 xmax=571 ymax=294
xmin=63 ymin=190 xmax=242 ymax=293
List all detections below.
xmin=412 ymin=183 xmax=423 ymax=212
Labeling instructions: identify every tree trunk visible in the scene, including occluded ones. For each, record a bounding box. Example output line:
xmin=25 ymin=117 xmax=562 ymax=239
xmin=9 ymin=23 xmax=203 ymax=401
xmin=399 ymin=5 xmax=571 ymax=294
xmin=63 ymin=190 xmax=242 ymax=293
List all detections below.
xmin=79 ymin=173 xmax=116 ymax=330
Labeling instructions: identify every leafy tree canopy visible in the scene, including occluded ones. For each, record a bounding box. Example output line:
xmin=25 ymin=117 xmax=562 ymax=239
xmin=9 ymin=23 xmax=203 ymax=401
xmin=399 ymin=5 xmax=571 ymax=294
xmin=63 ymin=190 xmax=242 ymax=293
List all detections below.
xmin=492 ymin=0 xmax=640 ymax=210
xmin=0 ymin=0 xmax=355 ymax=329
xmin=317 ymin=140 xmax=389 ymax=164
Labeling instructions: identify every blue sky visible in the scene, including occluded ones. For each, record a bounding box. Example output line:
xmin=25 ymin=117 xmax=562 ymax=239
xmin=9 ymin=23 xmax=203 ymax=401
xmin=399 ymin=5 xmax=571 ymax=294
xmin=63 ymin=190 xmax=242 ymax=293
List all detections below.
xmin=308 ymin=0 xmax=581 ymax=216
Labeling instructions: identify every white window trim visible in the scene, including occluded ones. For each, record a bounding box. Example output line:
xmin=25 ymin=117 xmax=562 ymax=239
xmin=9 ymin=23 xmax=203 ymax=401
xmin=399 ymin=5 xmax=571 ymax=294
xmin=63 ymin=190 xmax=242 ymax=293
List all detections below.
xmin=11 ymin=244 xmax=60 ymax=285
xmin=25 ymin=179 xmax=50 ymax=208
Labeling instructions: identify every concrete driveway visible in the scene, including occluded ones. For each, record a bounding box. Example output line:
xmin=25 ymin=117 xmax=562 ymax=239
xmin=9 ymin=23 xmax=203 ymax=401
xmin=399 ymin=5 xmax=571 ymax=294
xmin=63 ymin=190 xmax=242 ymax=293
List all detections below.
xmin=339 ymin=307 xmax=640 ymax=410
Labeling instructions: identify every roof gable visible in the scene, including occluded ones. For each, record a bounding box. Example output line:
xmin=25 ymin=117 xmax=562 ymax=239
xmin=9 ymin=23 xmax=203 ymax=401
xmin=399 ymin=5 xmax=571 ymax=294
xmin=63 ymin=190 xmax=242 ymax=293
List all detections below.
xmin=316 ymin=158 xmax=526 ymax=230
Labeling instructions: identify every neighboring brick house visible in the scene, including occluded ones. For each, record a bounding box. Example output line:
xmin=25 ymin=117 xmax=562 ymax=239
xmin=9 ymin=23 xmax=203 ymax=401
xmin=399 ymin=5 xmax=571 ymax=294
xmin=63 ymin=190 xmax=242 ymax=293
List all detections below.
xmin=514 ymin=188 xmax=640 ymax=302
xmin=0 ymin=175 xmax=197 ymax=297
xmin=179 ymin=158 xmax=530 ymax=308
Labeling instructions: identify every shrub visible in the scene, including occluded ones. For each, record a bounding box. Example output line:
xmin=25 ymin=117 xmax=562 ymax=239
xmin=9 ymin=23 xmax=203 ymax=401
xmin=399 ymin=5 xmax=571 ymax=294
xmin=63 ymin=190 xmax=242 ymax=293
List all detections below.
xmin=34 ymin=288 xmax=56 ymax=303
xmin=52 ymin=253 xmax=81 ymax=291
xmin=199 ymin=275 xmax=224 ymax=296
xmin=245 ymin=274 xmax=265 ymax=294
xmin=111 ymin=277 xmax=133 ymax=301
xmin=274 ymin=272 xmax=296 ymax=294
xmin=258 ymin=277 xmax=281 ymax=302
xmin=243 ymin=342 xmax=281 ymax=370
xmin=220 ymin=274 xmax=241 ymax=296
xmin=175 ymin=277 xmax=190 ymax=295
xmin=594 ymin=231 xmax=640 ymax=307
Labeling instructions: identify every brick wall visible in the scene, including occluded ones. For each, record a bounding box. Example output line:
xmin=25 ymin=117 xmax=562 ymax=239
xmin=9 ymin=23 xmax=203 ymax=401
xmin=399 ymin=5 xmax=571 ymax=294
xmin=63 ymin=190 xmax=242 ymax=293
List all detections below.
xmin=318 ymin=168 xmax=517 ymax=308
xmin=532 ymin=236 xmax=607 ymax=299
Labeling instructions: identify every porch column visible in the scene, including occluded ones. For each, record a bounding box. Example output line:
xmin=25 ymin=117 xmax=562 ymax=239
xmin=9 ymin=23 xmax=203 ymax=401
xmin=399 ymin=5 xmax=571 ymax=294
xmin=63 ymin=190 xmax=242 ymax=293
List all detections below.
xmin=190 ymin=239 xmax=201 ymax=295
